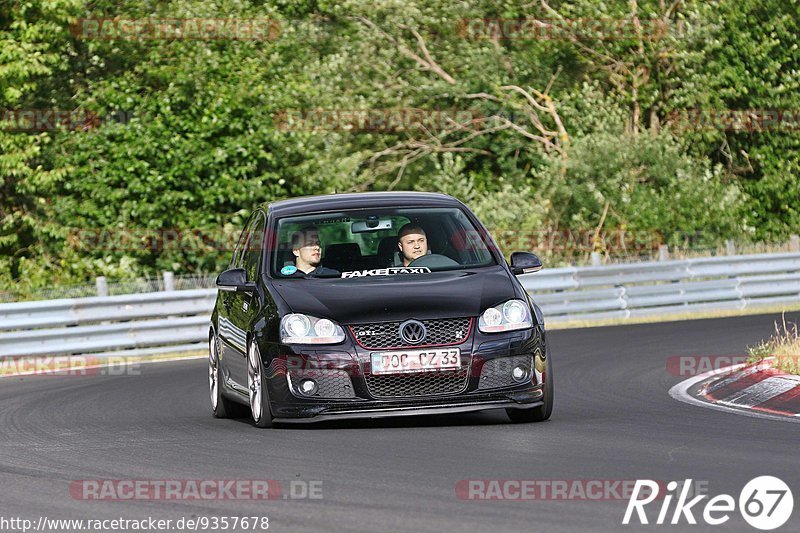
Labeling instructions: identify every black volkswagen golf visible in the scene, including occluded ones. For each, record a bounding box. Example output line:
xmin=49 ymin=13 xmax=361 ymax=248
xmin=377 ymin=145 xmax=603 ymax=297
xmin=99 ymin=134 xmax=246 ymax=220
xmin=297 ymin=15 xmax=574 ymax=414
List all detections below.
xmin=209 ymin=192 xmax=553 ymax=427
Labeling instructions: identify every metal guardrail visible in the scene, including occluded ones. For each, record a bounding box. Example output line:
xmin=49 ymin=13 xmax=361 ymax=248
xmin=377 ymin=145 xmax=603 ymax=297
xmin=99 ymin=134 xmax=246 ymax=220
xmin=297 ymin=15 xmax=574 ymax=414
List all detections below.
xmin=520 ymin=252 xmax=800 ymax=323
xmin=0 ymin=290 xmax=216 ymax=358
xmin=1 ymin=253 xmax=799 ymax=358
xmin=0 ymin=273 xmax=216 ymax=303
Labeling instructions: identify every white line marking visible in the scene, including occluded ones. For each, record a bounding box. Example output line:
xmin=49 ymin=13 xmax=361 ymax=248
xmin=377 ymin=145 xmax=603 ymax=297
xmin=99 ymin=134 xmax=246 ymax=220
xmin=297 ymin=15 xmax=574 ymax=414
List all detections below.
xmin=668 ymin=363 xmax=800 ymax=424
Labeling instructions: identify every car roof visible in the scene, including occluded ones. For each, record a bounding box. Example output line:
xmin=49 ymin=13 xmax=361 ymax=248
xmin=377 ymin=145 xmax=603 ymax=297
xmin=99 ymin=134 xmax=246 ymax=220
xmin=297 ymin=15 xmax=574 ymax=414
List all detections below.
xmin=262 ymin=191 xmax=464 ymax=217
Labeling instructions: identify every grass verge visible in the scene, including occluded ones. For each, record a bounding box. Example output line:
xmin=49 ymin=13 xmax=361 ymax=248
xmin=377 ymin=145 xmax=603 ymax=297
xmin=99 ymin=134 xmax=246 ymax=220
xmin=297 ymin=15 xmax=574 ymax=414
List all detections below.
xmin=746 ymin=315 xmax=800 ymax=375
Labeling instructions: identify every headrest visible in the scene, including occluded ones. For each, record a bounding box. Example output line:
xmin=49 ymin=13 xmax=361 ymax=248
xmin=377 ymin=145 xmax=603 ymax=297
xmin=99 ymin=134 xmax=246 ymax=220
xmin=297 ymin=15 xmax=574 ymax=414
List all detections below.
xmin=324 ymin=242 xmax=362 ymax=260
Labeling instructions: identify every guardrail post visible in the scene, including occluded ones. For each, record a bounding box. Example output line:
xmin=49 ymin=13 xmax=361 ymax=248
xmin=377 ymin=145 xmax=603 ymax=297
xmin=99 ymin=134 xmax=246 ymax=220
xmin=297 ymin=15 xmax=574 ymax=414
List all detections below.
xmin=163 ymin=271 xmax=175 ymax=291
xmin=790 ymin=235 xmax=800 ymax=252
xmin=658 ymin=245 xmax=669 ymax=261
xmin=95 ymin=276 xmax=108 ymax=297
xmin=726 ymin=240 xmax=736 ymax=255
xmin=590 ymin=252 xmax=601 ymax=266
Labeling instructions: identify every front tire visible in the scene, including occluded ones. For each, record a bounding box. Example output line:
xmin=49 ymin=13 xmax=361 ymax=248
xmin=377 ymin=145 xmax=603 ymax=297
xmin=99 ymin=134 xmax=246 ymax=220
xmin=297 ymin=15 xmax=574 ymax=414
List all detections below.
xmin=247 ymin=341 xmax=273 ymax=428
xmin=209 ymin=333 xmax=247 ymax=418
xmin=507 ymin=346 xmax=553 ymax=423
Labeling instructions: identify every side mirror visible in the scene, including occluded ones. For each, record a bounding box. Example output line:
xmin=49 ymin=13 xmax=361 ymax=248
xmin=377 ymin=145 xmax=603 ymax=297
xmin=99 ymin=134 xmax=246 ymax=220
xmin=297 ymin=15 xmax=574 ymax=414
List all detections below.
xmin=510 ymin=252 xmax=543 ymax=275
xmin=216 ymin=268 xmax=255 ymax=293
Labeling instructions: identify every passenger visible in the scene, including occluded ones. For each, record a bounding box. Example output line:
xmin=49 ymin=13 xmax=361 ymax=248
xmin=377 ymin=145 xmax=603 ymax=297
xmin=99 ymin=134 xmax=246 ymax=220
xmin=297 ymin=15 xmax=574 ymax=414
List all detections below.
xmin=285 ymin=226 xmax=339 ymax=277
xmin=397 ymin=223 xmax=429 ymax=266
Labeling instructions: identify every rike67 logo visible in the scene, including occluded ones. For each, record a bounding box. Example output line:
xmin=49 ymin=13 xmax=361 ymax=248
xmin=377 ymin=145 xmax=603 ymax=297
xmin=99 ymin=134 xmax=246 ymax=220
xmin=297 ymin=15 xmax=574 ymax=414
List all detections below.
xmin=623 ymin=477 xmax=793 ymax=530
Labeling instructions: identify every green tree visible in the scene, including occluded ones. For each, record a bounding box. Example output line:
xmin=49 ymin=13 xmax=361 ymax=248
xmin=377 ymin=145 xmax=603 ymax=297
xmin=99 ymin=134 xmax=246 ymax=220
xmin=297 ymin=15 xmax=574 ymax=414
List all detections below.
xmin=671 ymin=0 xmax=800 ymax=239
xmin=0 ymin=0 xmax=78 ymax=288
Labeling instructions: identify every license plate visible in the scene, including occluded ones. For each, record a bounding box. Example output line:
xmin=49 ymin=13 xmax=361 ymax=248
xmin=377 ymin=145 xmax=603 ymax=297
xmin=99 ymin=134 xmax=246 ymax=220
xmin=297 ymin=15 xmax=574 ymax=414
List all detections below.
xmin=370 ymin=348 xmax=461 ymax=375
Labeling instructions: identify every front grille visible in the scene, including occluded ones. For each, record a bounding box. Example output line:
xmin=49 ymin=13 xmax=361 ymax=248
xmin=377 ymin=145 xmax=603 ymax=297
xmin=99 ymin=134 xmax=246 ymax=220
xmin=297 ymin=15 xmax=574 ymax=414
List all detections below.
xmin=365 ymin=369 xmax=469 ymax=398
xmin=288 ymin=369 xmax=356 ymax=399
xmin=350 ymin=317 xmax=472 ymax=349
xmin=477 ymin=355 xmax=534 ymax=390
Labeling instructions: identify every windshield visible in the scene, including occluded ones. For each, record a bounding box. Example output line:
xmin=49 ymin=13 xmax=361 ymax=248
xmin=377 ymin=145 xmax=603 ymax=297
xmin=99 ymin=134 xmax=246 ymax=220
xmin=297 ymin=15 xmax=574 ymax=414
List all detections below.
xmin=271 ymin=207 xmax=497 ymax=279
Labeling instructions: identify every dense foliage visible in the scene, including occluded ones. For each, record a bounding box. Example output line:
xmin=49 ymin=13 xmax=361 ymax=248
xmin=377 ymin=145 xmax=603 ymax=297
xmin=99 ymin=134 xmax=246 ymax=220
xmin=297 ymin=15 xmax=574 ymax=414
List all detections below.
xmin=1 ymin=0 xmax=798 ymax=291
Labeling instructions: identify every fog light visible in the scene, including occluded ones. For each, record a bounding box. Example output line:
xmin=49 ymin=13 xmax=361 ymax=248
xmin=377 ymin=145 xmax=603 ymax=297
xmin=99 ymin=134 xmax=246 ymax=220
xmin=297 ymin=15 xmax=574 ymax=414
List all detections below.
xmin=298 ymin=378 xmax=318 ymax=396
xmin=511 ymin=365 xmax=531 ymax=383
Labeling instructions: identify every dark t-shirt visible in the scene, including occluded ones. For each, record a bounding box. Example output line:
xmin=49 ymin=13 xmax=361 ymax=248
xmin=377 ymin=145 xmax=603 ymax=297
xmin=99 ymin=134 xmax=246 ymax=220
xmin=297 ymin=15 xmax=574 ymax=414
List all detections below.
xmin=286 ymin=265 xmax=340 ymax=278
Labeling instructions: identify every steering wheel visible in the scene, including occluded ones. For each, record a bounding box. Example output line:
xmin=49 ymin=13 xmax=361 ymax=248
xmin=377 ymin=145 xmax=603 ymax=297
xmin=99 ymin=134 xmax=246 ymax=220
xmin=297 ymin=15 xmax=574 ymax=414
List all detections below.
xmin=408 ymin=254 xmax=460 ymax=269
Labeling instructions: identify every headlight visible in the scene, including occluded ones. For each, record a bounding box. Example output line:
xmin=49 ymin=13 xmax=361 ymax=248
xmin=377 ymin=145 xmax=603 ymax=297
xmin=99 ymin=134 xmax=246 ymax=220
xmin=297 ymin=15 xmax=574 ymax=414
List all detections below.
xmin=478 ymin=300 xmax=533 ymax=333
xmin=280 ymin=313 xmax=345 ymax=344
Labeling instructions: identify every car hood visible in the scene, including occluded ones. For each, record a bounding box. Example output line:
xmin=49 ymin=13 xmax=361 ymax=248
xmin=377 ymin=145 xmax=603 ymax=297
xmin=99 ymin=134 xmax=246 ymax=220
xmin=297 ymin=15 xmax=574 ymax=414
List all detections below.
xmin=270 ymin=266 xmax=519 ymax=324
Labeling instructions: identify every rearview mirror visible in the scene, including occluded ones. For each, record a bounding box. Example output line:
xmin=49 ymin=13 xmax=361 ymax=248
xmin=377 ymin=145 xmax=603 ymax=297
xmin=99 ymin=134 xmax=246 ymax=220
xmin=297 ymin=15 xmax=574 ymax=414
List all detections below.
xmin=351 ymin=218 xmax=393 ymax=233
xmin=216 ymin=268 xmax=255 ymax=293
xmin=510 ymin=252 xmax=542 ymax=275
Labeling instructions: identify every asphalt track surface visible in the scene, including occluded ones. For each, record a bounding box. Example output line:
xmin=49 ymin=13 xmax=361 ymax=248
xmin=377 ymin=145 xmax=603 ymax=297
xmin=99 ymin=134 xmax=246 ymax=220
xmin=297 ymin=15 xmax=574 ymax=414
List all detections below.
xmin=1 ymin=313 xmax=799 ymax=533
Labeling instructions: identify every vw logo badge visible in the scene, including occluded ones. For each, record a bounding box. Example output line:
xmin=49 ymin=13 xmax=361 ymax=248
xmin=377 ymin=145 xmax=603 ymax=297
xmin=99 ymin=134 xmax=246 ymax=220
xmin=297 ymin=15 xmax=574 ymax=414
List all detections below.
xmin=399 ymin=320 xmax=427 ymax=345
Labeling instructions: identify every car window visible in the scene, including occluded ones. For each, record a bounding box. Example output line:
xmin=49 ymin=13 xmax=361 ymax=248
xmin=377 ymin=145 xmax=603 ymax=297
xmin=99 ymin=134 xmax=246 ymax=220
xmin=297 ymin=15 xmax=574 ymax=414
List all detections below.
xmin=244 ymin=212 xmax=266 ymax=281
xmin=231 ymin=213 xmax=256 ymax=269
xmin=271 ymin=207 xmax=497 ymax=278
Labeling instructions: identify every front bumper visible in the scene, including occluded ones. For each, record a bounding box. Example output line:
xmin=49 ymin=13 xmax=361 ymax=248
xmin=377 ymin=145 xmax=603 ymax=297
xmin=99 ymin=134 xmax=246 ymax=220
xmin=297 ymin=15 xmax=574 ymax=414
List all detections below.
xmin=273 ymin=395 xmax=544 ymax=424
xmin=261 ymin=325 xmax=547 ymax=422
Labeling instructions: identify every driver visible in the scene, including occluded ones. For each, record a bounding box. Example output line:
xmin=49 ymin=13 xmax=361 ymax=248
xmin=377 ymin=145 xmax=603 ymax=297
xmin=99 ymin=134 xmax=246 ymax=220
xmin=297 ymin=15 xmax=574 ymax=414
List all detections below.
xmin=286 ymin=226 xmax=339 ymax=277
xmin=397 ymin=223 xmax=429 ymax=266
